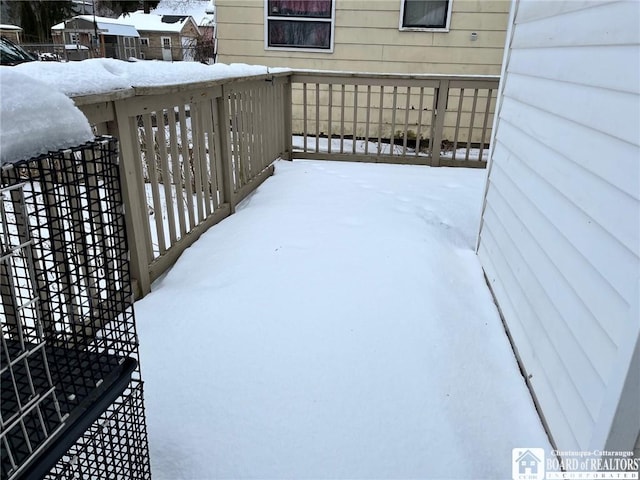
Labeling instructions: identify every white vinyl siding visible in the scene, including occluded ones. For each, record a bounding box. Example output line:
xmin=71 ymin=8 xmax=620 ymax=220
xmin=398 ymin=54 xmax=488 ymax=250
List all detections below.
xmin=478 ymin=0 xmax=640 ymax=453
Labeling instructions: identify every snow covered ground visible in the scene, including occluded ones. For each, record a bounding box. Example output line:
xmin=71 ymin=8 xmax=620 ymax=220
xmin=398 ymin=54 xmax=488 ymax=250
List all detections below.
xmin=134 ymin=158 xmax=551 ymax=479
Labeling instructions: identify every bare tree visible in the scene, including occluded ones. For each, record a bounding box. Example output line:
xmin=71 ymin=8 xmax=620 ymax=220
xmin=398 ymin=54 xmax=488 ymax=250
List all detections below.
xmin=1 ymin=1 xmax=73 ymax=42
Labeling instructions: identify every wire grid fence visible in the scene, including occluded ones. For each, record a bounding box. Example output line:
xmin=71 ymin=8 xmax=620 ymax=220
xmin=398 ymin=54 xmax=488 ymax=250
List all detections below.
xmin=0 ymin=138 xmax=150 ymax=479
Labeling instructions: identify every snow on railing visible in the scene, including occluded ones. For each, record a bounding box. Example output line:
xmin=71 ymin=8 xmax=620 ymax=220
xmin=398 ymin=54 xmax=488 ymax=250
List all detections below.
xmin=72 ymin=70 xmax=498 ymax=297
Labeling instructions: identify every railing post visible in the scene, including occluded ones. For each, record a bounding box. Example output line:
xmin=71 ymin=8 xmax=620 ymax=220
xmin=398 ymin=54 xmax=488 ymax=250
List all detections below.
xmin=217 ymin=88 xmax=236 ymax=214
xmin=113 ymin=100 xmax=152 ymax=298
xmin=431 ymin=79 xmax=449 ymax=167
xmin=282 ymin=76 xmax=293 ymax=161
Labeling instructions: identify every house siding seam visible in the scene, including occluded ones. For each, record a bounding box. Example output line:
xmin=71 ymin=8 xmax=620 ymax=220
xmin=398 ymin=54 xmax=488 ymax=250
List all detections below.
xmin=478 ymin=0 xmax=640 ymax=454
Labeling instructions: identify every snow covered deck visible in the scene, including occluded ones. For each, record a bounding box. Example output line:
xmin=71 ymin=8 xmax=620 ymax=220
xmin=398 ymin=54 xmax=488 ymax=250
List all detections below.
xmin=134 ymin=159 xmax=551 ymax=479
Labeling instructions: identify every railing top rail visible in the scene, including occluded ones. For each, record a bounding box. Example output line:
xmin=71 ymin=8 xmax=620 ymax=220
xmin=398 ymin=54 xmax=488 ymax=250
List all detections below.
xmin=290 ymin=69 xmax=500 ymax=82
xmin=71 ymin=68 xmax=500 ymax=107
xmin=70 ymin=70 xmax=292 ymax=105
xmin=72 ymin=88 xmax=136 ymax=106
xmin=130 ymin=70 xmax=291 ymax=96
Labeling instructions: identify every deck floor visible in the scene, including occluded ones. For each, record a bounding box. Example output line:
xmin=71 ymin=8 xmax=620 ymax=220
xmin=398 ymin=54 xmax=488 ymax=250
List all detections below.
xmin=134 ymin=159 xmax=551 ymax=479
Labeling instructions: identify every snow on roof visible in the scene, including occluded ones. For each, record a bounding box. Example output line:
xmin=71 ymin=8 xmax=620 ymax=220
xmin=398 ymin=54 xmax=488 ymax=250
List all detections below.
xmin=78 ymin=15 xmax=140 ymax=37
xmin=52 ymin=15 xmax=139 ymax=37
xmin=96 ymin=22 xmax=139 ymax=38
xmin=0 ymin=68 xmax=93 ymax=165
xmin=65 ymin=44 xmax=89 ymax=50
xmin=0 ymin=24 xmax=22 ymax=31
xmin=118 ymin=11 xmax=197 ymax=34
xmin=152 ymin=0 xmax=215 ymax=27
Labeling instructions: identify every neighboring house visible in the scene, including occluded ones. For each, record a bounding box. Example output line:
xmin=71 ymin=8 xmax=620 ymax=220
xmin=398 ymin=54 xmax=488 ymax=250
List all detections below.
xmin=119 ymin=10 xmax=200 ymax=61
xmin=0 ymin=24 xmax=22 ymax=43
xmin=152 ymin=0 xmax=217 ymax=62
xmin=478 ymin=0 xmax=639 ymax=458
xmin=214 ymin=0 xmax=509 ymax=75
xmin=51 ymin=15 xmax=140 ymax=60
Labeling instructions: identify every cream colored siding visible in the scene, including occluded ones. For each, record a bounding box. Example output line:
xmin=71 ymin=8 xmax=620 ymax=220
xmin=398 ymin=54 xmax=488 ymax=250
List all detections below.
xmin=478 ymin=0 xmax=640 ymax=453
xmin=216 ymin=0 xmax=509 ymax=75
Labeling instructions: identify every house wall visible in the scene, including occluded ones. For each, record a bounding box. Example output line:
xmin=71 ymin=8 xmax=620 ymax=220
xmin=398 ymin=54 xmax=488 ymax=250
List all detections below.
xmin=478 ymin=0 xmax=640 ymax=454
xmin=215 ymin=0 xmax=509 ymax=75
xmin=140 ymin=31 xmax=180 ymax=60
xmin=215 ymin=0 xmax=507 ymax=139
xmin=139 ymin=22 xmax=199 ymax=61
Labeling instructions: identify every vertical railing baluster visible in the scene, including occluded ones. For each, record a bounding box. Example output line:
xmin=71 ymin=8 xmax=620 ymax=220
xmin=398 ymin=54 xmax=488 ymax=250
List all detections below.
xmin=210 ymin=97 xmax=226 ymax=209
xmin=431 ymin=79 xmax=449 ymax=167
xmin=315 ymin=83 xmax=320 ymax=153
xmin=283 ymin=78 xmax=293 ymax=160
xmin=402 ymin=86 xmax=411 ymax=156
xmin=217 ymin=89 xmax=236 ymax=213
xmin=365 ymin=84 xmax=371 ymax=155
xmin=303 ymin=83 xmax=308 ymax=153
xmin=167 ymin=107 xmax=186 ymax=237
xmin=156 ymin=109 xmax=177 ymax=246
xmin=247 ymin=88 xmax=257 ymax=178
xmin=229 ymin=91 xmax=241 ymax=188
xmin=240 ymin=90 xmax=251 ymax=185
xmin=466 ymin=89 xmax=479 ymax=161
xmin=264 ymin=83 xmax=274 ymax=161
xmin=453 ymin=88 xmax=465 ymax=162
xmin=255 ymin=84 xmax=266 ymax=170
xmin=203 ymin=99 xmax=219 ymax=209
xmin=390 ymin=86 xmax=398 ymax=156
xmin=415 ymin=86 xmax=424 ymax=157
xmin=377 ymin=86 xmax=384 ymax=155
xmin=273 ymin=82 xmax=281 ymax=157
xmin=327 ymin=83 xmax=333 ymax=154
xmin=178 ymin=104 xmax=195 ymax=230
xmin=199 ymin=101 xmax=212 ymax=217
xmin=340 ymin=84 xmax=345 ymax=154
xmin=190 ymin=103 xmax=206 ymax=222
xmin=352 ymin=84 xmax=358 ymax=154
xmin=429 ymin=87 xmax=438 ymax=159
xmin=479 ymin=89 xmax=493 ymax=163
xmin=142 ymin=113 xmax=166 ymax=254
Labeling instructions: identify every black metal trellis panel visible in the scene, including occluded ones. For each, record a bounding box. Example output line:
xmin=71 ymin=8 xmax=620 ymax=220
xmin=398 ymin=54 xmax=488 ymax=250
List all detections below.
xmin=0 ymin=137 xmax=151 ymax=479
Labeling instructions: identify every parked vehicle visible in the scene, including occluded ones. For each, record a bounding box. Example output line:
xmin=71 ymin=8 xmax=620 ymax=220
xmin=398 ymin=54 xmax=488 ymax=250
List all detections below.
xmin=0 ymin=36 xmax=37 ymax=65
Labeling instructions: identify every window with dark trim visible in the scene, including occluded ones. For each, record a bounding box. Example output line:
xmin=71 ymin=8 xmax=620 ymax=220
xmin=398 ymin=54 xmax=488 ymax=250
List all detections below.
xmin=266 ymin=0 xmax=333 ymax=50
xmin=401 ymin=0 xmax=451 ymax=30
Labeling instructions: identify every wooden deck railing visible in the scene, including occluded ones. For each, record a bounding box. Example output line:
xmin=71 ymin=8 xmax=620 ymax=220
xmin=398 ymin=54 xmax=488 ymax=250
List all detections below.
xmin=291 ymin=72 xmax=498 ymax=167
xmin=75 ymin=72 xmax=291 ymax=297
xmin=73 ymin=70 xmax=497 ymax=297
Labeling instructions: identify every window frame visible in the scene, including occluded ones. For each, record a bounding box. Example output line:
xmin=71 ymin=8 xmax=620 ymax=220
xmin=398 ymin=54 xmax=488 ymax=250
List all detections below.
xmin=398 ymin=0 xmax=453 ymax=32
xmin=264 ymin=0 xmax=336 ymax=53
xmin=140 ymin=37 xmax=149 ymax=47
